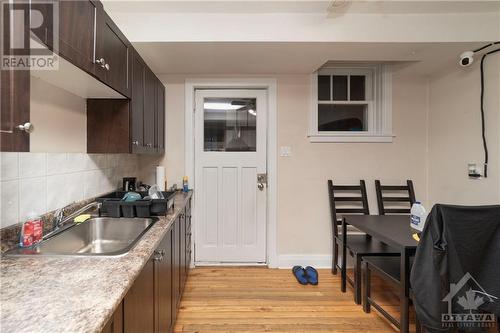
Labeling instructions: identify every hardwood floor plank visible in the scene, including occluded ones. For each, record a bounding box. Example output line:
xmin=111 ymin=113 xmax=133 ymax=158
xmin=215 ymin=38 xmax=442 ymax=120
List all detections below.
xmin=174 ymin=267 xmax=416 ymax=333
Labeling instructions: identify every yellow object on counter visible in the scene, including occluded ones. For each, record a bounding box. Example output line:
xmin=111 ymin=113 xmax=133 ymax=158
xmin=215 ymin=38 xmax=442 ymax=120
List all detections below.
xmin=412 ymin=233 xmax=420 ymax=242
xmin=74 ymin=214 xmax=91 ymax=223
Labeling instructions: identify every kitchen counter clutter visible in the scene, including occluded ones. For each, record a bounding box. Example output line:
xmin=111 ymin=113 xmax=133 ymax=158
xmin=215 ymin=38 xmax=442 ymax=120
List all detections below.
xmin=0 ymin=191 xmax=192 ymax=333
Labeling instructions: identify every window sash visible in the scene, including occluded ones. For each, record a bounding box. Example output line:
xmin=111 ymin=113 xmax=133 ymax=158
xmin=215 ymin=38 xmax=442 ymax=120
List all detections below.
xmin=310 ymin=64 xmax=392 ymax=141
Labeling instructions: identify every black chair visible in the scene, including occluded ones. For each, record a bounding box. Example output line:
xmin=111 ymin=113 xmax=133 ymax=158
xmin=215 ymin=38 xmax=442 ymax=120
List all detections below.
xmin=362 ymin=257 xmax=421 ymax=332
xmin=375 ymin=180 xmax=416 ymax=215
xmin=328 ymin=180 xmax=399 ymax=304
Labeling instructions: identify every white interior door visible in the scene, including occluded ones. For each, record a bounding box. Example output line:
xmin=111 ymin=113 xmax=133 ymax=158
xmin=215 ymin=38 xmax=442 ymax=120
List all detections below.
xmin=194 ymin=89 xmax=267 ymax=264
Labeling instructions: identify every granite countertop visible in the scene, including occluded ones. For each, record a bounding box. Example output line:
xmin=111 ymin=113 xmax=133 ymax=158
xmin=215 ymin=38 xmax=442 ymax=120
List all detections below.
xmin=0 ymin=191 xmax=192 ymax=333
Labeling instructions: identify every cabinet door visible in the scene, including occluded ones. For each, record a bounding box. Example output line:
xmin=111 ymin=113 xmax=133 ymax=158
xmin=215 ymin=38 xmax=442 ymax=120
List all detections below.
xmin=124 ymin=258 xmax=155 ymax=333
xmin=143 ymin=69 xmax=156 ymax=151
xmin=101 ymin=301 xmax=123 ymax=333
xmin=95 ymin=10 xmax=130 ymax=97
xmin=172 ymin=218 xmax=181 ymax=321
xmin=0 ymin=1 xmax=30 ymax=152
xmin=131 ymin=52 xmax=145 ymax=153
xmin=30 ymin=0 xmax=98 ymax=73
xmin=58 ymin=0 xmax=98 ymax=73
xmin=180 ymin=210 xmax=187 ymax=291
xmin=156 ymin=230 xmax=173 ymax=333
xmin=156 ymin=79 xmax=165 ymax=153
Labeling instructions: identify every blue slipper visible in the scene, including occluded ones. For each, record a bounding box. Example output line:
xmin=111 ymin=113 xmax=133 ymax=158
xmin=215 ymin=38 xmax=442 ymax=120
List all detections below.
xmin=292 ymin=266 xmax=308 ymax=285
xmin=305 ymin=266 xmax=319 ymax=285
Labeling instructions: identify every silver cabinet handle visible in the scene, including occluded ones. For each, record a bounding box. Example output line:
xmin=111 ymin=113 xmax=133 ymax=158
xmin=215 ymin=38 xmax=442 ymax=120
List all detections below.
xmin=258 ymin=183 xmax=265 ymax=191
xmin=146 ymin=143 xmax=153 ymax=147
xmin=17 ymin=122 xmax=33 ymax=133
xmin=96 ymin=58 xmax=109 ymax=70
xmin=132 ymin=140 xmax=139 ymax=146
xmin=153 ymin=250 xmax=164 ymax=261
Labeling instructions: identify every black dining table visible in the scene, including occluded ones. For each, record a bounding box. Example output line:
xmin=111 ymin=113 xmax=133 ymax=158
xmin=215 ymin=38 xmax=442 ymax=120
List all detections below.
xmin=342 ymin=215 xmax=419 ymax=333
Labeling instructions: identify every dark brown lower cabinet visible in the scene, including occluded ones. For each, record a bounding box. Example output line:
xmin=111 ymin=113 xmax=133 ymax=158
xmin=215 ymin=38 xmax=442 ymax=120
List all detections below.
xmin=103 ymin=198 xmax=192 ymax=333
xmin=101 ymin=302 xmax=123 ymax=333
xmin=156 ymin=229 xmax=173 ymax=333
xmin=179 ymin=212 xmax=186 ymax=293
xmin=172 ymin=215 xmax=181 ymax=324
xmin=124 ymin=257 xmax=155 ymax=333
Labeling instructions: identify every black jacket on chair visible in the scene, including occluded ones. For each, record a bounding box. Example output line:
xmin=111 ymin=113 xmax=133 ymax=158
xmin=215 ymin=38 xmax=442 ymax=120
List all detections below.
xmin=410 ymin=204 xmax=500 ymax=332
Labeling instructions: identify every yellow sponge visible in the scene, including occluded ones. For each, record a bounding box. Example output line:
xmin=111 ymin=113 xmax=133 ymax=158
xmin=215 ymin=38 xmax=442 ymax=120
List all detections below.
xmin=74 ymin=214 xmax=91 ymax=223
xmin=412 ymin=233 xmax=420 ymax=242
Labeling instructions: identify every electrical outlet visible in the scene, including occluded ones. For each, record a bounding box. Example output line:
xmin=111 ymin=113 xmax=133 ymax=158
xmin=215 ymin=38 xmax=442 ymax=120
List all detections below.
xmin=468 ymin=163 xmax=482 ymax=179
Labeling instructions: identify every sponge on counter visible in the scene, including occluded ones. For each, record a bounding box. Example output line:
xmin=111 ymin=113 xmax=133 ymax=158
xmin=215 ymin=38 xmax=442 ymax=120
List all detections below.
xmin=74 ymin=214 xmax=91 ymax=224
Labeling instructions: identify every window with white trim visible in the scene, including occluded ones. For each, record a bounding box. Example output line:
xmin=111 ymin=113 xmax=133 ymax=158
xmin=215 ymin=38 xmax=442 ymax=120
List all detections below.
xmin=309 ymin=64 xmax=393 ymax=143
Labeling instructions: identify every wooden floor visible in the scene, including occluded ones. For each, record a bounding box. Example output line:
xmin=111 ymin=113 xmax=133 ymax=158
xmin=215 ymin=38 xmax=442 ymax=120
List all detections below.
xmin=174 ymin=267 xmax=417 ymax=333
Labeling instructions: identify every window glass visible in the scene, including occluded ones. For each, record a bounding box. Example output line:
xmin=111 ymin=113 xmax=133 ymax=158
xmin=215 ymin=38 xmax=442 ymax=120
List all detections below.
xmin=318 ymin=75 xmax=331 ymax=101
xmin=204 ymin=98 xmax=257 ymax=152
xmin=332 ymin=75 xmax=348 ymax=101
xmin=350 ymin=75 xmax=366 ymax=101
xmin=318 ymin=104 xmax=367 ymax=132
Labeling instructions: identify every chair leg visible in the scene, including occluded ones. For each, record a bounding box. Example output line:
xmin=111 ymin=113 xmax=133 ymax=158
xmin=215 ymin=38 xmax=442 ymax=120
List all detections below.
xmin=354 ymin=255 xmax=362 ymax=304
xmin=341 ymin=241 xmax=347 ymax=293
xmin=362 ymin=261 xmax=371 ymax=313
xmin=332 ymin=241 xmax=338 ymax=275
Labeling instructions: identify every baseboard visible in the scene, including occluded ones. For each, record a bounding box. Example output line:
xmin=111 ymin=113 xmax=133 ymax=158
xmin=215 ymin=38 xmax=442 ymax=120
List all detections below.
xmin=277 ymin=254 xmax=354 ymax=269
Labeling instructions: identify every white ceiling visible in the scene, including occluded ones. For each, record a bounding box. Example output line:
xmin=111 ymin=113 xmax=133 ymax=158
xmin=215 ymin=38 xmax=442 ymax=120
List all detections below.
xmin=103 ymin=1 xmax=500 ymax=14
xmin=133 ymin=41 xmax=487 ymax=76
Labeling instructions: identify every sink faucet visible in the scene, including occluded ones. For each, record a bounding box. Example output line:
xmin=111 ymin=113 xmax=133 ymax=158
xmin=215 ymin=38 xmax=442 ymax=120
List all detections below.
xmin=46 ymin=202 xmax=102 ymax=240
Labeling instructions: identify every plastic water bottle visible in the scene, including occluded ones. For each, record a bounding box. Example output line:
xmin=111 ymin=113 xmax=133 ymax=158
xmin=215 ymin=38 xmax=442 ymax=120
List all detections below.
xmin=410 ymin=202 xmax=427 ymax=232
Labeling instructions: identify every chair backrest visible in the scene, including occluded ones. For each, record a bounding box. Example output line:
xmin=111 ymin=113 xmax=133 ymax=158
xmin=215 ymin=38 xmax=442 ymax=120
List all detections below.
xmin=375 ymin=179 xmax=416 ymax=215
xmin=327 ymin=180 xmax=370 ymax=237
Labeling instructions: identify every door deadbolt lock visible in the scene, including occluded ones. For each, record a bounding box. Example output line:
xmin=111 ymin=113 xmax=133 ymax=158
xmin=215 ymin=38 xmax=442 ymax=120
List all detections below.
xmin=257 ymin=173 xmax=267 ymax=191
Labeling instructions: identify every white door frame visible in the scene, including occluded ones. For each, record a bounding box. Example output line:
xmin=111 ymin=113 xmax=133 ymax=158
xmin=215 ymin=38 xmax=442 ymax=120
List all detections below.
xmin=185 ymin=78 xmax=278 ymax=268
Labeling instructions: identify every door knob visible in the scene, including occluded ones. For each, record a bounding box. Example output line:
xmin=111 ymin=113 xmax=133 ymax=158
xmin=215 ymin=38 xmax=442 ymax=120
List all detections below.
xmin=16 ymin=122 xmax=33 ymax=133
xmin=258 ymin=183 xmax=265 ymax=191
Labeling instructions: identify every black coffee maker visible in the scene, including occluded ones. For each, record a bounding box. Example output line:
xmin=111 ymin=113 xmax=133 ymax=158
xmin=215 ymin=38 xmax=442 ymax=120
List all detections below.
xmin=123 ymin=177 xmax=137 ymax=191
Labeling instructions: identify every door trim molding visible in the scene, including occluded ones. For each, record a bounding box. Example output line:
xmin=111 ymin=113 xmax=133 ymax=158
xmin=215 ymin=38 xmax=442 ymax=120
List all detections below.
xmin=185 ymin=78 xmax=278 ymax=268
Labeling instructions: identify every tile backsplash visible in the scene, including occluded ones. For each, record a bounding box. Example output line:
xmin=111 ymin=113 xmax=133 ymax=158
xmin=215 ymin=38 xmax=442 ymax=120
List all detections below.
xmin=0 ymin=153 xmax=139 ymax=228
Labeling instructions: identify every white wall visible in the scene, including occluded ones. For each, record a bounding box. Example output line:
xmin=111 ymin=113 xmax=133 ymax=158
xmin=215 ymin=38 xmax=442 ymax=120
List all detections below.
xmin=149 ymin=71 xmax=429 ymax=265
xmin=0 ymin=152 xmax=139 ymax=228
xmin=30 ymin=77 xmax=87 ymax=153
xmin=427 ymin=56 xmax=500 ymax=205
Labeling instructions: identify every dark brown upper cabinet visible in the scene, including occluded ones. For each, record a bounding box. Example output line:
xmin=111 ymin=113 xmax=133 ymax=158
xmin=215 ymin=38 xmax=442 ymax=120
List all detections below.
xmin=143 ymin=68 xmax=156 ymax=150
xmin=1 ymin=1 xmax=30 ymax=152
xmin=94 ymin=10 xmax=131 ymax=97
xmin=156 ymin=79 xmax=166 ymax=154
xmin=130 ymin=51 xmax=146 ymax=153
xmin=58 ymin=0 xmax=100 ymax=74
xmin=87 ymin=51 xmax=165 ymax=154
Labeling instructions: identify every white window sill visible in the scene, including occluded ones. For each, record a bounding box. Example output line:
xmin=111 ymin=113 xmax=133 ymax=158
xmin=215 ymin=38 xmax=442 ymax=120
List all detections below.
xmin=308 ymin=134 xmax=394 ymax=143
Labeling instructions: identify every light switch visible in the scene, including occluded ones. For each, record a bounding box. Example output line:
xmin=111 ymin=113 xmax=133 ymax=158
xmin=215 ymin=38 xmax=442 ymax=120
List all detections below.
xmin=280 ymin=146 xmax=292 ymax=157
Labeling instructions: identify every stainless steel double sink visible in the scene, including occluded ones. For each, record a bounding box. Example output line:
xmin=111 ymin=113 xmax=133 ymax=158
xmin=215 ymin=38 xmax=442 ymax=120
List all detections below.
xmin=5 ymin=217 xmax=157 ymax=257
